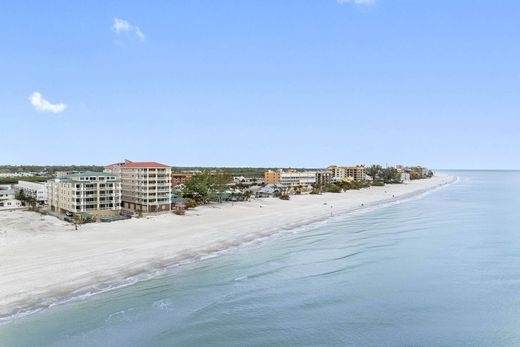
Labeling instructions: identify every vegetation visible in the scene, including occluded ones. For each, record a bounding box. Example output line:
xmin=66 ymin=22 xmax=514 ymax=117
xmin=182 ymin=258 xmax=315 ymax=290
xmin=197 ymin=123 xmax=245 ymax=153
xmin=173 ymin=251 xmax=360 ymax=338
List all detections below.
xmin=171 ymin=166 xmax=323 ymax=178
xmin=279 ymin=194 xmax=290 ymax=200
xmin=242 ymin=190 xmax=252 ymax=201
xmin=410 ymin=167 xmax=434 ymax=180
xmin=366 ymin=165 xmax=401 ymax=184
xmin=182 ymin=171 xmax=232 ymax=204
xmin=0 ymin=176 xmax=48 ymax=184
xmin=184 ymin=198 xmax=197 ymax=208
xmin=15 ymin=190 xmax=37 ymax=209
xmin=73 ymin=214 xmax=95 ymax=224
xmin=325 ymin=184 xmax=342 ymax=193
xmin=0 ymin=165 xmax=103 ymax=175
xmin=366 ymin=165 xmax=383 ymax=182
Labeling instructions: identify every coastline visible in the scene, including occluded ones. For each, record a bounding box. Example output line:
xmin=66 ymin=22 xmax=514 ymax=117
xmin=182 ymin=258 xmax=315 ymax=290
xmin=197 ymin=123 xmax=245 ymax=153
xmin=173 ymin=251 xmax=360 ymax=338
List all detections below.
xmin=0 ymin=174 xmax=457 ymax=322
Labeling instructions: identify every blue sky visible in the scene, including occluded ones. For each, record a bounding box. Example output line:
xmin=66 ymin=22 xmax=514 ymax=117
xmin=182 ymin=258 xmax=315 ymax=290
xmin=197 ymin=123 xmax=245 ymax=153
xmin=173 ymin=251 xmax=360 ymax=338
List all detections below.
xmin=1 ymin=0 xmax=519 ymax=169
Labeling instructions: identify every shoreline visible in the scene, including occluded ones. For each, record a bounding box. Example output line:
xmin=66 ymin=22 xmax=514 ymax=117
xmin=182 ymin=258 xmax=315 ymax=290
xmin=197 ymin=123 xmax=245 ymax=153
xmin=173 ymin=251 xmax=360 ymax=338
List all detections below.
xmin=0 ymin=174 xmax=457 ymax=323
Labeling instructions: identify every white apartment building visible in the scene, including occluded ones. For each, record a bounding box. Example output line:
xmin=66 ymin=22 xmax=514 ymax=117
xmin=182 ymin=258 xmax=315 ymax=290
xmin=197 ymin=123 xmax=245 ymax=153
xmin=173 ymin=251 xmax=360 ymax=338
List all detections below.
xmin=0 ymin=189 xmax=21 ymax=210
xmin=280 ymin=170 xmax=317 ymax=187
xmin=105 ymin=160 xmax=172 ymax=213
xmin=47 ymin=172 xmax=121 ymax=217
xmin=15 ymin=181 xmax=48 ymax=204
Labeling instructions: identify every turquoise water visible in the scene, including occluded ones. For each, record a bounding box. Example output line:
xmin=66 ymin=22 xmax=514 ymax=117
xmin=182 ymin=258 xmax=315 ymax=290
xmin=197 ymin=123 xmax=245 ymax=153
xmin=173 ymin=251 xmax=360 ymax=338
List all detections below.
xmin=2 ymin=171 xmax=520 ymax=346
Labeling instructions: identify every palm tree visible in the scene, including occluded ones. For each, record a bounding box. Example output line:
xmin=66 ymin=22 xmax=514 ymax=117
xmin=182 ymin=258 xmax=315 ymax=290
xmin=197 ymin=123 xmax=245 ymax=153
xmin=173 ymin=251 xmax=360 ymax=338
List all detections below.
xmin=366 ymin=165 xmax=383 ymax=182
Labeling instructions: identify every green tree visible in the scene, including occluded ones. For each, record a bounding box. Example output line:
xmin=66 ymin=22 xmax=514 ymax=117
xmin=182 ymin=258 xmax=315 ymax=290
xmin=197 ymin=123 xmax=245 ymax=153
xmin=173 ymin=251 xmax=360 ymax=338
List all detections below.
xmin=182 ymin=171 xmax=231 ymax=204
xmin=16 ymin=189 xmax=26 ymax=202
xmin=366 ymin=165 xmax=383 ymax=182
xmin=26 ymin=196 xmax=37 ymax=209
xmin=325 ymin=184 xmax=342 ymax=193
xmin=380 ymin=167 xmax=400 ymax=183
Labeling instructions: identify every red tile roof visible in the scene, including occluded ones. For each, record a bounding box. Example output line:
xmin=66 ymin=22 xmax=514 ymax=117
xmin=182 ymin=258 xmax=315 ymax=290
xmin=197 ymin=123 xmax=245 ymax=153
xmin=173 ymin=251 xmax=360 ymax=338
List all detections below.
xmin=105 ymin=162 xmax=125 ymax=168
xmin=105 ymin=161 xmax=170 ymax=168
xmin=123 ymin=162 xmax=170 ymax=168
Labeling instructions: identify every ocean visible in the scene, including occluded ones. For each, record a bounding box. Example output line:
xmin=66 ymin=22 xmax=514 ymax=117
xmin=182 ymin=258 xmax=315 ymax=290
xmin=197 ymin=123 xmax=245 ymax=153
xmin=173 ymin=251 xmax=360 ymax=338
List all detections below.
xmin=1 ymin=171 xmax=520 ymax=346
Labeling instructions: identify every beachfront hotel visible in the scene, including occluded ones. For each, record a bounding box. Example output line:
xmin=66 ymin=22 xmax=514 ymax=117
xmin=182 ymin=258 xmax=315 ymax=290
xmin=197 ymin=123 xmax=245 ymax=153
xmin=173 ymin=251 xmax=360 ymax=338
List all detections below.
xmin=47 ymin=172 xmax=122 ymax=217
xmin=327 ymin=165 xmax=366 ymax=182
xmin=104 ymin=160 xmax=172 ymax=212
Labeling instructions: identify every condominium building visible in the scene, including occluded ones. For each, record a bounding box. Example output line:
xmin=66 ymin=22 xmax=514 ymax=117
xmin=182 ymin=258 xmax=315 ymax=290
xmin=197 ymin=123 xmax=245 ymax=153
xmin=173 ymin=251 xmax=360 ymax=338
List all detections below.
xmin=15 ymin=181 xmax=48 ymax=204
xmin=105 ymin=160 xmax=172 ymax=212
xmin=264 ymin=169 xmax=316 ymax=187
xmin=281 ymin=170 xmax=316 ymax=187
xmin=315 ymin=171 xmax=332 ymax=187
xmin=327 ymin=165 xmax=366 ymax=182
xmin=47 ymin=172 xmax=121 ymax=217
xmin=172 ymin=173 xmax=194 ymax=187
xmin=264 ymin=169 xmax=282 ymax=185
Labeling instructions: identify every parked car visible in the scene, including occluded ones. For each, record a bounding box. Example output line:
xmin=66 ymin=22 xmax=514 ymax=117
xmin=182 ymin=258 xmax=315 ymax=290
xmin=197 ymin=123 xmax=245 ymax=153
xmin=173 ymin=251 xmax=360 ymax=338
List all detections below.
xmin=65 ymin=211 xmax=73 ymax=217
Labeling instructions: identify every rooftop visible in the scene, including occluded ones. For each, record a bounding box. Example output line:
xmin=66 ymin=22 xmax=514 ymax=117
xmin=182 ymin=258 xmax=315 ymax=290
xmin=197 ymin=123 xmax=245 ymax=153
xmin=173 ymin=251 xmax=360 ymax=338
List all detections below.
xmin=67 ymin=171 xmax=116 ymax=178
xmin=105 ymin=160 xmax=170 ymax=169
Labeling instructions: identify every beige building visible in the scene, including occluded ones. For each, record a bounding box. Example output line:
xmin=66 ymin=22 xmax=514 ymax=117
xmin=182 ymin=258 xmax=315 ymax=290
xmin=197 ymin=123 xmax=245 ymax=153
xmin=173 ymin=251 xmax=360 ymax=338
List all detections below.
xmin=47 ymin=172 xmax=122 ymax=217
xmin=315 ymin=171 xmax=332 ymax=187
xmin=328 ymin=165 xmax=366 ymax=182
xmin=264 ymin=169 xmax=317 ymax=187
xmin=105 ymin=160 xmax=172 ymax=212
xmin=264 ymin=169 xmax=282 ymax=185
xmin=0 ymin=189 xmax=21 ymax=210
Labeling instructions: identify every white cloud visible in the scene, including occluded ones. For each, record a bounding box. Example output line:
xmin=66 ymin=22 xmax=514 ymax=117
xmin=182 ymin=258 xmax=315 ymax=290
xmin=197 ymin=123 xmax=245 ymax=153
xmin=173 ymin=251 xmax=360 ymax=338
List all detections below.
xmin=29 ymin=92 xmax=67 ymax=113
xmin=112 ymin=17 xmax=145 ymax=41
xmin=337 ymin=0 xmax=375 ymax=5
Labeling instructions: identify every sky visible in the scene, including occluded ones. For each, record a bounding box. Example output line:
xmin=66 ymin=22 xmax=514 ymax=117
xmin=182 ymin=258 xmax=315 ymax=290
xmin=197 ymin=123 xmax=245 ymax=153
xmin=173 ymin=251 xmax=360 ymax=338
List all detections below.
xmin=1 ymin=0 xmax=519 ymax=169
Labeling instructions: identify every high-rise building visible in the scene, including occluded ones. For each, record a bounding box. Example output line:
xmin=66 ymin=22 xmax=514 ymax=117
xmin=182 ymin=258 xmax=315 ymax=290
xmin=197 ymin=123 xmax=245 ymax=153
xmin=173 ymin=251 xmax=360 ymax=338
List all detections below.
xmin=105 ymin=160 xmax=172 ymax=212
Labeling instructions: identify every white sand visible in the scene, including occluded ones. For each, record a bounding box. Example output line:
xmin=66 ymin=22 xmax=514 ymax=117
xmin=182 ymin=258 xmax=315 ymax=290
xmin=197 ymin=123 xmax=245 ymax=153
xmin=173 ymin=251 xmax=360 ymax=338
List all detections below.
xmin=0 ymin=174 xmax=456 ymax=320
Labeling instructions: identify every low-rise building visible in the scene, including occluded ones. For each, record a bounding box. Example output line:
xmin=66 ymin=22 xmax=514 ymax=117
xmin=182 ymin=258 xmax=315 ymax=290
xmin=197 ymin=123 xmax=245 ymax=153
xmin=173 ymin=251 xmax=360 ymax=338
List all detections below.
xmin=15 ymin=181 xmax=48 ymax=204
xmin=0 ymin=189 xmax=21 ymax=210
xmin=328 ymin=165 xmax=366 ymax=182
xmin=47 ymin=172 xmax=121 ymax=217
xmin=264 ymin=169 xmax=316 ymax=187
xmin=281 ymin=170 xmax=316 ymax=187
xmin=0 ymin=189 xmax=15 ymax=200
xmin=250 ymin=184 xmax=289 ymax=198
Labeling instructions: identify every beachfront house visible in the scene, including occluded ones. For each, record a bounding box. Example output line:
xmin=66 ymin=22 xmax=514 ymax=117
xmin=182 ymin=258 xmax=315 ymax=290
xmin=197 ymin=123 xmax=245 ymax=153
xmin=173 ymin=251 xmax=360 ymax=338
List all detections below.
xmin=251 ymin=184 xmax=288 ymax=198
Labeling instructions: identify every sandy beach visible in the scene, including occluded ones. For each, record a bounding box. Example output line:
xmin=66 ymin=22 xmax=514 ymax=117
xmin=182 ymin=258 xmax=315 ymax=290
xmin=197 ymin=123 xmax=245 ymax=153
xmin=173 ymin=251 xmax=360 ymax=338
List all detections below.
xmin=0 ymin=174 xmax=456 ymax=321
